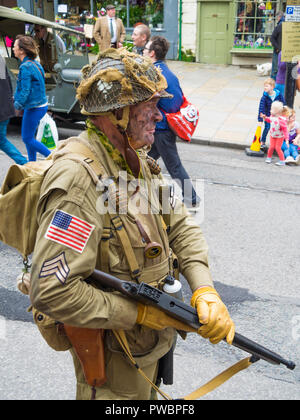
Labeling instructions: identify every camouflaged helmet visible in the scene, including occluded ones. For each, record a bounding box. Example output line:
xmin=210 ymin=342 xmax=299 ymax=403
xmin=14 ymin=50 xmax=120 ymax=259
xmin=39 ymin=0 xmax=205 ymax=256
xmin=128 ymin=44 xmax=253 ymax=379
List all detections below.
xmin=76 ymin=48 xmax=171 ymax=115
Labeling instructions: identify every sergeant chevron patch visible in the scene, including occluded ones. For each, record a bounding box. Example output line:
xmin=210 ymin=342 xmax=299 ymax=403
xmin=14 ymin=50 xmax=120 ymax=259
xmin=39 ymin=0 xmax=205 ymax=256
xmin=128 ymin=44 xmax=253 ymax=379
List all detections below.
xmin=39 ymin=252 xmax=70 ymax=285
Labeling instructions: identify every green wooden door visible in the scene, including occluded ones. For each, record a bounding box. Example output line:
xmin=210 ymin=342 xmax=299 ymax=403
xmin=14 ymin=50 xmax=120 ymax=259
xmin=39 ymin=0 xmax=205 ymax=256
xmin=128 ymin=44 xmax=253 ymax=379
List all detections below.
xmin=199 ymin=2 xmax=230 ymax=64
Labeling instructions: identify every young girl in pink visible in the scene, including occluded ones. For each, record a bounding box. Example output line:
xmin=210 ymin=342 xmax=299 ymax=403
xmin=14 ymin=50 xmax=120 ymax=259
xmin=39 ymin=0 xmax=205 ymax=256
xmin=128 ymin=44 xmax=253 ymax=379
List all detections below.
xmin=262 ymin=101 xmax=289 ymax=166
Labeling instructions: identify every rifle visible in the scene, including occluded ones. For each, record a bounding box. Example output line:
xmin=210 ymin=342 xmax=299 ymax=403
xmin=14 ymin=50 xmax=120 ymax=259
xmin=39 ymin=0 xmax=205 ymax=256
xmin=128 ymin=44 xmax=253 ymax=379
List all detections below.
xmin=91 ymin=269 xmax=296 ymax=371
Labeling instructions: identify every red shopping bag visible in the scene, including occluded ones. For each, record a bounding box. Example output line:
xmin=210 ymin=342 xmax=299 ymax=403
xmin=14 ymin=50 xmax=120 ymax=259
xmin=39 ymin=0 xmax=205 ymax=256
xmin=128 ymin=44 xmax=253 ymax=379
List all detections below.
xmin=163 ymin=96 xmax=199 ymax=142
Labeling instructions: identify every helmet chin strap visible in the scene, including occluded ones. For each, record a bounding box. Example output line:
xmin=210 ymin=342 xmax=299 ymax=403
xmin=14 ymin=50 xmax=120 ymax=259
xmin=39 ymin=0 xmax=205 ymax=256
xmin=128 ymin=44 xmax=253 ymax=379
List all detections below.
xmin=107 ymin=106 xmax=130 ymax=131
xmin=105 ymin=106 xmax=142 ymax=178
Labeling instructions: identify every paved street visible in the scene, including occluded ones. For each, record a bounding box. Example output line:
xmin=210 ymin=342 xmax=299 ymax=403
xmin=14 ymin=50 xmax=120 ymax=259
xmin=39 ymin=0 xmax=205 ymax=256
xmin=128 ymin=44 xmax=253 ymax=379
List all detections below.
xmin=0 ymin=125 xmax=299 ymax=400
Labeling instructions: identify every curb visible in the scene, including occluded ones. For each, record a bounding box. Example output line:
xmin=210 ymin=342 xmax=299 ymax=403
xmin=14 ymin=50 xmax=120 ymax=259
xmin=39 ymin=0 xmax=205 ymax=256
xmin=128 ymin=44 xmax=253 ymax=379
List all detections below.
xmin=185 ymin=137 xmax=248 ymax=151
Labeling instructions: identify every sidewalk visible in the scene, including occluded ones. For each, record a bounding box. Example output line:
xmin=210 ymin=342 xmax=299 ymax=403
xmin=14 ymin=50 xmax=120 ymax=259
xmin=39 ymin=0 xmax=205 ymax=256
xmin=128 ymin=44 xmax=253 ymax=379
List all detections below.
xmin=167 ymin=60 xmax=300 ymax=150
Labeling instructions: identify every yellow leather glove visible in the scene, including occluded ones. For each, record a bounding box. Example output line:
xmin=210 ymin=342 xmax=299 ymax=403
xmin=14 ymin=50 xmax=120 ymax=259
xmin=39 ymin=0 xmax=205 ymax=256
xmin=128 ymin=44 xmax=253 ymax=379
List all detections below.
xmin=191 ymin=287 xmax=235 ymax=345
xmin=136 ymin=303 xmax=195 ymax=332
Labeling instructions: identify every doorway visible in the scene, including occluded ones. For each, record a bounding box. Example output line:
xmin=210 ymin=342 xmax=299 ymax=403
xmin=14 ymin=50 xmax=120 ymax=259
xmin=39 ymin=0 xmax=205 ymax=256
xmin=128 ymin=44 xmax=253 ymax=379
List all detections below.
xmin=199 ymin=2 xmax=230 ymax=64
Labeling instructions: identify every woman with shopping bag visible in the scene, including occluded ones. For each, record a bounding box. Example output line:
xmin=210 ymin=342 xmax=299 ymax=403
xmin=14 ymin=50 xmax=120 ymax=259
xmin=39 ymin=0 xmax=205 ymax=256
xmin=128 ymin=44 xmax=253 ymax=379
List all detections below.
xmin=13 ymin=35 xmax=51 ymax=161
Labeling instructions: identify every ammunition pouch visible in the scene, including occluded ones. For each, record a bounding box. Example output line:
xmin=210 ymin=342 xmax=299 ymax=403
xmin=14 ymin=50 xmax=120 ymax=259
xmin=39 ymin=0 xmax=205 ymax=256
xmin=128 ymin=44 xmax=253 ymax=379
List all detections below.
xmin=31 ymin=307 xmax=72 ymax=352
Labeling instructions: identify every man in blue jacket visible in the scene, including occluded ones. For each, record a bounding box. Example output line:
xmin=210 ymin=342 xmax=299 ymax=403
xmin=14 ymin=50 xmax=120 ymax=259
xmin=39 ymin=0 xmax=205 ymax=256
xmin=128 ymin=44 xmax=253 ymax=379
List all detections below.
xmin=144 ymin=36 xmax=200 ymax=210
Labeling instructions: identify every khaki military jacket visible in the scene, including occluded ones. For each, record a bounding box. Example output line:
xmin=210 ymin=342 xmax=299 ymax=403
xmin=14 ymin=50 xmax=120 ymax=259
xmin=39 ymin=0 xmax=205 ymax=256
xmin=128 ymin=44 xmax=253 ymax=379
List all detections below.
xmin=30 ymin=127 xmax=213 ymax=368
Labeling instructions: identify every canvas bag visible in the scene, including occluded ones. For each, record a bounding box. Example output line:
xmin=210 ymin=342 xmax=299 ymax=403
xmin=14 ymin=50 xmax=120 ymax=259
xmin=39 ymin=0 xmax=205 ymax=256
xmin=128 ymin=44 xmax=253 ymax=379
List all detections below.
xmin=0 ymin=140 xmax=105 ymax=260
xmin=0 ymin=160 xmax=53 ymax=259
xmin=162 ymin=96 xmax=199 ymax=142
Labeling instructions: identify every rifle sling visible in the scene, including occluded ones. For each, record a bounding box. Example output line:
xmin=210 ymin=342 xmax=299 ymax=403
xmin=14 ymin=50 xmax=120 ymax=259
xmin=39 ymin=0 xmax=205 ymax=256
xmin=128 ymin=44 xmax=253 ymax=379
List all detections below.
xmin=112 ymin=329 xmax=253 ymax=400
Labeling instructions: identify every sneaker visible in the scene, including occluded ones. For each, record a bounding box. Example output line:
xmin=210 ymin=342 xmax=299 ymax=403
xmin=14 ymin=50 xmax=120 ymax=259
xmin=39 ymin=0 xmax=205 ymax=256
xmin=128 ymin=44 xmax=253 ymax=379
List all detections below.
xmin=265 ymin=157 xmax=272 ymax=163
xmin=285 ymin=156 xmax=294 ymax=164
xmin=275 ymin=161 xmax=285 ymax=166
xmin=260 ymin=143 xmax=267 ymax=152
xmin=295 ymin=155 xmax=300 ymax=164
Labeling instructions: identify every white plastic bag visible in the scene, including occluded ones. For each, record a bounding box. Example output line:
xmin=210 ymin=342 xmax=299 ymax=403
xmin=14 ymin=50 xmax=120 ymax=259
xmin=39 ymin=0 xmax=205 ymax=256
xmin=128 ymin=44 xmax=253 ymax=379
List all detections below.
xmin=36 ymin=113 xmax=59 ymax=150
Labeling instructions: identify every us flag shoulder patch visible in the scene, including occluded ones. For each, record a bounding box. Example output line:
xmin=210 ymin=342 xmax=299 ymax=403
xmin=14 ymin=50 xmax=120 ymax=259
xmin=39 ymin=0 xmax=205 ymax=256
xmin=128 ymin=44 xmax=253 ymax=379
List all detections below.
xmin=39 ymin=252 xmax=70 ymax=285
xmin=45 ymin=210 xmax=95 ymax=254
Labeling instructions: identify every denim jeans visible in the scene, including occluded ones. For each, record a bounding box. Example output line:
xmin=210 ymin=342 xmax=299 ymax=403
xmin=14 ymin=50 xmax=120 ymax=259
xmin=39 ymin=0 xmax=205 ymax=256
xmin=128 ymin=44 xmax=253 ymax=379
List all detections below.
xmin=271 ymin=51 xmax=279 ymax=81
xmin=148 ymin=129 xmax=200 ymax=205
xmin=22 ymin=106 xmax=51 ymax=161
xmin=282 ymin=141 xmax=299 ymax=159
xmin=0 ymin=119 xmax=27 ymax=165
xmin=261 ymin=122 xmax=270 ymax=144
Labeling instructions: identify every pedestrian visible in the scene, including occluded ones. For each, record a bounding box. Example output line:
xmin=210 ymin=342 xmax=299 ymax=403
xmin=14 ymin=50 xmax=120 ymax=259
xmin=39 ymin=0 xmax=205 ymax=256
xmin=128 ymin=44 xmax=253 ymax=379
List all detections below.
xmin=132 ymin=24 xmax=151 ymax=55
xmin=270 ymin=11 xmax=285 ymax=81
xmin=93 ymin=4 xmax=126 ymax=51
xmin=258 ymin=77 xmax=285 ymax=151
xmin=283 ymin=108 xmax=300 ymax=164
xmin=29 ymin=49 xmax=235 ymax=400
xmin=275 ymin=51 xmax=286 ymax=97
xmin=143 ymin=36 xmax=201 ymax=210
xmin=263 ymin=101 xmax=289 ymax=165
xmin=13 ymin=35 xmax=51 ymax=162
xmin=34 ymin=25 xmax=66 ymax=72
xmin=0 ymin=54 xmax=27 ymax=165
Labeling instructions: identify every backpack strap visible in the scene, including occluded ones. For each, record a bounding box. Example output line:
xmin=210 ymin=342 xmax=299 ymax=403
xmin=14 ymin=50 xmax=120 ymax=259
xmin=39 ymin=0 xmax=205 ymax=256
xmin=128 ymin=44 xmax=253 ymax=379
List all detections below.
xmin=53 ymin=140 xmax=106 ymax=184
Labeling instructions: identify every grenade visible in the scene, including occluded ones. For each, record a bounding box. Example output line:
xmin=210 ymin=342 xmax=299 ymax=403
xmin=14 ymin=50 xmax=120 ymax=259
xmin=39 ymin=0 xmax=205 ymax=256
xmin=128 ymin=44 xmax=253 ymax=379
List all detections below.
xmin=162 ymin=275 xmax=183 ymax=300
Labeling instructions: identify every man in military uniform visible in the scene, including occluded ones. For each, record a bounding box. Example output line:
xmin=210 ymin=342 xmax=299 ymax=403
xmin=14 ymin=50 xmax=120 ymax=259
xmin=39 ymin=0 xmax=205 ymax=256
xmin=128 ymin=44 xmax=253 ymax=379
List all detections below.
xmin=30 ymin=49 xmax=235 ymax=400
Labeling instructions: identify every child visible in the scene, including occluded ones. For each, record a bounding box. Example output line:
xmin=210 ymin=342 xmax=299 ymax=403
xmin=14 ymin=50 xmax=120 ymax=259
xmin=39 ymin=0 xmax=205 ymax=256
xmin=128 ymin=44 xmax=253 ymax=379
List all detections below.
xmin=258 ymin=77 xmax=285 ymax=151
xmin=282 ymin=109 xmax=300 ymax=164
xmin=262 ymin=101 xmax=289 ymax=166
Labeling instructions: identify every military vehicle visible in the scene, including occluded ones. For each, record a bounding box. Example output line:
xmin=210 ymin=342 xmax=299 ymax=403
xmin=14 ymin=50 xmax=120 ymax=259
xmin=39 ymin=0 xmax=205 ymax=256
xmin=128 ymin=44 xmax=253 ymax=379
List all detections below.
xmin=0 ymin=6 xmax=90 ymax=123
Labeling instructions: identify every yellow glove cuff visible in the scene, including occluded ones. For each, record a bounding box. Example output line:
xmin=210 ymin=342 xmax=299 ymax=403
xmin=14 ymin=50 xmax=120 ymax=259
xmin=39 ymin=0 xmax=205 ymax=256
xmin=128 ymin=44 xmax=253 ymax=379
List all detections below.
xmin=136 ymin=303 xmax=147 ymax=325
xmin=190 ymin=286 xmax=220 ymax=308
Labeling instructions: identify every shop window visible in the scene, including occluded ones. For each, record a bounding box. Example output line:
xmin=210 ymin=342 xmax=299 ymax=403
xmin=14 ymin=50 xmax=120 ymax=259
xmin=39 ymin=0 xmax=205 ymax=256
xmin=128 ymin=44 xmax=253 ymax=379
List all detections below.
xmin=96 ymin=0 xmax=164 ymax=28
xmin=233 ymin=1 xmax=285 ymax=51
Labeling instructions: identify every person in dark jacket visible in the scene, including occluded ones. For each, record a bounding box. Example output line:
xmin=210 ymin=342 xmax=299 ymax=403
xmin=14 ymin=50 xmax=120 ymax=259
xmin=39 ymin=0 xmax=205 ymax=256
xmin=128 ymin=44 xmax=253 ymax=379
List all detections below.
xmin=0 ymin=54 xmax=27 ymax=165
xmin=13 ymin=35 xmax=50 ymax=162
xmin=270 ymin=11 xmax=285 ymax=81
xmin=258 ymin=77 xmax=285 ymax=149
xmin=144 ymin=36 xmax=200 ymax=210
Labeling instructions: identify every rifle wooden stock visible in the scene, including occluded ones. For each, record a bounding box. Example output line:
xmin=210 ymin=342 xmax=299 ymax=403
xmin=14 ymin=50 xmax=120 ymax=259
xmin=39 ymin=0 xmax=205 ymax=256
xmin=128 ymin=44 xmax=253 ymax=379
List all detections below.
xmin=63 ymin=325 xmax=107 ymax=387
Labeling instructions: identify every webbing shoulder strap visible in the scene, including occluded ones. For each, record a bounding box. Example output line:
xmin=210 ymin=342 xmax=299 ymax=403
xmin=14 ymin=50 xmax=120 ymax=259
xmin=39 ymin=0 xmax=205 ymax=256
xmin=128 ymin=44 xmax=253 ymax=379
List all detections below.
xmin=110 ymin=216 xmax=141 ymax=281
xmin=54 ymin=141 xmax=106 ymax=183
xmin=112 ymin=329 xmax=254 ymax=400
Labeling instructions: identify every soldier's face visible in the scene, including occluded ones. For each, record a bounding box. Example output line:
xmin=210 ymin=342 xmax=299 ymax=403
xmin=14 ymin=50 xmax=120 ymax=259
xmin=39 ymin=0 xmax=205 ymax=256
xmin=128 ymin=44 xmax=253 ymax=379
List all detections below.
xmin=128 ymin=98 xmax=162 ymax=149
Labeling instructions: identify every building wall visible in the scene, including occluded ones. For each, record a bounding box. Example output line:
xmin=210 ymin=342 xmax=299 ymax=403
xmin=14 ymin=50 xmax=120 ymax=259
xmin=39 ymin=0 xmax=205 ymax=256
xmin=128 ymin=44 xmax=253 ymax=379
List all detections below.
xmin=182 ymin=0 xmax=198 ymax=54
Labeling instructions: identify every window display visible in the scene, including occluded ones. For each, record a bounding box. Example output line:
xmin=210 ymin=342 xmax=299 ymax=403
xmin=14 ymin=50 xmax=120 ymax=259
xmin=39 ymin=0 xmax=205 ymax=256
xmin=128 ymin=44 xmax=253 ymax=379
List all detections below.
xmin=55 ymin=0 xmax=164 ymax=30
xmin=233 ymin=0 xmax=284 ymax=50
xmin=106 ymin=0 xmax=164 ymax=29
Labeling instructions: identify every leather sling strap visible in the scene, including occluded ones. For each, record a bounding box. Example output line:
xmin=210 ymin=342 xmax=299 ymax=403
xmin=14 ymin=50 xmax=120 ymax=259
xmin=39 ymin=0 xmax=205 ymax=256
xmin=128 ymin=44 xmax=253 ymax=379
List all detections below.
xmin=112 ymin=329 xmax=172 ymax=401
xmin=112 ymin=329 xmax=254 ymax=400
